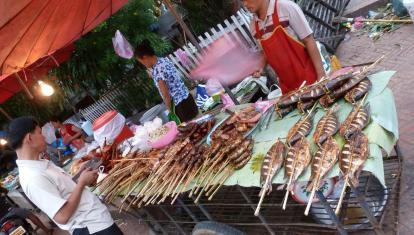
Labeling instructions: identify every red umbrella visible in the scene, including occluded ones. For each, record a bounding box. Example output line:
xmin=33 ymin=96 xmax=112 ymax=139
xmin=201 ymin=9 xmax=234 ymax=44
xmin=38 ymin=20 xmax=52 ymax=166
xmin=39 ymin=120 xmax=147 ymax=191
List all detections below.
xmin=0 ymin=44 xmax=74 ymax=104
xmin=0 ymin=0 xmax=129 ymax=76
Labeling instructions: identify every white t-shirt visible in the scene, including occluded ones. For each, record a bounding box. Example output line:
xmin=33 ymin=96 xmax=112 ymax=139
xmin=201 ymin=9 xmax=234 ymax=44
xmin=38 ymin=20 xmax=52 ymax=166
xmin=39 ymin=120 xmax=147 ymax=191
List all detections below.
xmin=16 ymin=159 xmax=113 ymax=234
xmin=251 ymin=0 xmax=313 ymax=41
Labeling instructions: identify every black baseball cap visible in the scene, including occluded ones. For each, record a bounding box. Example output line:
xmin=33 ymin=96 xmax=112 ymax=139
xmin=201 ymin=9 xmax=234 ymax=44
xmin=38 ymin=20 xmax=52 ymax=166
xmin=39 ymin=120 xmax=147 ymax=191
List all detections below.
xmin=7 ymin=116 xmax=39 ymax=150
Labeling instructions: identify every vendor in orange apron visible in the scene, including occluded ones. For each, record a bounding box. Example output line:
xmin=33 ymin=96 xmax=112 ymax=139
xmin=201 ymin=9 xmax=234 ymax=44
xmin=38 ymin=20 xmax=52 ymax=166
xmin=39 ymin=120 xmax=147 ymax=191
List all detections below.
xmin=244 ymin=0 xmax=326 ymax=94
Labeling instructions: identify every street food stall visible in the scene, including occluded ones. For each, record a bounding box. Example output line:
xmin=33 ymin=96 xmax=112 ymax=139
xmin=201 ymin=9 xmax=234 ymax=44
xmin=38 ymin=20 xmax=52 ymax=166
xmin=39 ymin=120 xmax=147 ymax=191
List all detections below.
xmin=82 ymin=57 xmax=401 ymax=234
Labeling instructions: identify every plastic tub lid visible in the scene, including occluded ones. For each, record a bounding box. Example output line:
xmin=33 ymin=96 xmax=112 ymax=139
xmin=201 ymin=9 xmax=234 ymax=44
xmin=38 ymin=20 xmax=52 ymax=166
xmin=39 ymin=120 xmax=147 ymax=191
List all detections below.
xmin=93 ymin=110 xmax=118 ymax=131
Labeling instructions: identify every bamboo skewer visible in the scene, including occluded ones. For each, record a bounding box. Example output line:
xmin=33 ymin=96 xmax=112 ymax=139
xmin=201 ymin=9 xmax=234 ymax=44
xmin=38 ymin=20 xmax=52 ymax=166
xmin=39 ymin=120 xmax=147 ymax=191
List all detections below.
xmin=336 ymin=174 xmax=349 ymax=215
xmin=255 ymin=167 xmax=272 ymax=216
xmin=305 ymin=175 xmax=320 ymax=216
xmin=208 ymin=169 xmax=232 ymax=201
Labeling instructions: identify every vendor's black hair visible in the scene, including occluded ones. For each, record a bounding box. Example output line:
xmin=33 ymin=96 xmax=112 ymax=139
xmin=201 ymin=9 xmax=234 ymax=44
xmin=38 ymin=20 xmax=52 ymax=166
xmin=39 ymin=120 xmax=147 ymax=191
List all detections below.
xmin=134 ymin=39 xmax=155 ymax=58
xmin=49 ymin=116 xmax=61 ymax=123
xmin=7 ymin=117 xmax=39 ymax=150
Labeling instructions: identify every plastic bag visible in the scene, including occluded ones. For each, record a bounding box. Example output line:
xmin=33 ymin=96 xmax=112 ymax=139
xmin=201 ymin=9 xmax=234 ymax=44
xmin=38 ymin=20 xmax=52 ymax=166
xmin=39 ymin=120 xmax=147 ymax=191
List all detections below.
xmin=168 ymin=104 xmax=181 ymax=125
xmin=42 ymin=122 xmax=56 ymax=144
xmin=112 ymin=30 xmax=134 ymax=59
xmin=93 ymin=113 xmax=126 ymax=147
xmin=205 ymin=79 xmax=224 ymax=96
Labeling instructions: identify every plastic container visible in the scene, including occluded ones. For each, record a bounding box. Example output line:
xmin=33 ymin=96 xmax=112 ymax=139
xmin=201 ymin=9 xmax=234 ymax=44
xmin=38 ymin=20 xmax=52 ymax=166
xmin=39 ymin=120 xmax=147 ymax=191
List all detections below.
xmin=93 ymin=110 xmax=134 ymax=145
xmin=148 ymin=121 xmax=179 ymax=149
xmin=140 ymin=104 xmax=168 ymax=124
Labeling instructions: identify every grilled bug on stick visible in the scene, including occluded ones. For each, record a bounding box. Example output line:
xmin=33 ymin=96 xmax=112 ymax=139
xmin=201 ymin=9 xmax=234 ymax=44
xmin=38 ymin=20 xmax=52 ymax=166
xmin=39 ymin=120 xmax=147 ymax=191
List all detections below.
xmin=255 ymin=139 xmax=285 ymax=216
xmin=282 ymin=137 xmax=312 ymax=210
xmin=313 ymin=104 xmax=340 ymax=145
xmin=335 ymin=132 xmax=370 ymax=215
xmin=304 ymin=137 xmax=339 ymax=215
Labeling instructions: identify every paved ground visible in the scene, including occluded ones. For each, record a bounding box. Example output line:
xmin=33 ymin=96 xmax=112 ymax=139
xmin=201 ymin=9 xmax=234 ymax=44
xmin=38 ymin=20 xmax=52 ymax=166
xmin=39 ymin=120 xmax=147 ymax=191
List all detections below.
xmin=336 ymin=24 xmax=414 ymax=235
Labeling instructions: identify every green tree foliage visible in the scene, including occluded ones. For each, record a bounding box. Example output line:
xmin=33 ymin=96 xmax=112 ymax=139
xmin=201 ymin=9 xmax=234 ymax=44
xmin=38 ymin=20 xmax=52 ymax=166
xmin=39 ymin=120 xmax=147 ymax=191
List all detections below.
xmin=0 ymin=0 xmax=170 ymax=126
xmin=181 ymin=0 xmax=241 ymax=35
xmin=54 ymin=0 xmax=172 ymax=102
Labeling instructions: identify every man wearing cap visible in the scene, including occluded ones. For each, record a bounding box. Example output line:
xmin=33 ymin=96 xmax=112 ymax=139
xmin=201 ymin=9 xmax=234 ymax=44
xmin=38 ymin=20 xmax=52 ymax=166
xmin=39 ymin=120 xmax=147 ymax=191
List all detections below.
xmin=7 ymin=117 xmax=123 ymax=235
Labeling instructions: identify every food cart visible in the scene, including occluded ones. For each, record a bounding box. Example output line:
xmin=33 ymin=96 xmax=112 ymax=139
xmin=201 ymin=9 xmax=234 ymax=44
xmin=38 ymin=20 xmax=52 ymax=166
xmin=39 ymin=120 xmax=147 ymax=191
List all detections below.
xmin=90 ymin=67 xmax=400 ymax=235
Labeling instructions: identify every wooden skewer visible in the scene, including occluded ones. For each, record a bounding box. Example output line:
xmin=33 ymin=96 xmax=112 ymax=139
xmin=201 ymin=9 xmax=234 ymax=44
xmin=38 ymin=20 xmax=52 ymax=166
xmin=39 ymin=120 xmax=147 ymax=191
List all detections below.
xmin=255 ymin=171 xmax=272 ymax=216
xmin=335 ymin=174 xmax=349 ymax=215
xmin=305 ymin=176 xmax=319 ymax=216
xmin=208 ymin=169 xmax=232 ymax=201
xmin=282 ymin=171 xmax=294 ymax=210
xmin=206 ymin=166 xmax=230 ymax=196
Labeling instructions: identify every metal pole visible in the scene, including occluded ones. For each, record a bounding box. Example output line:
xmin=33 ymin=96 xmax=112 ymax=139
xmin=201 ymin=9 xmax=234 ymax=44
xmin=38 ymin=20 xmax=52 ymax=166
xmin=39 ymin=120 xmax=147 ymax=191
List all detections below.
xmin=348 ymin=181 xmax=385 ymax=235
xmin=236 ymin=185 xmax=276 ymax=235
xmin=15 ymin=73 xmax=34 ymax=100
xmin=315 ymin=191 xmax=348 ymax=235
xmin=163 ymin=0 xmax=202 ymax=52
xmin=158 ymin=206 xmax=187 ymax=235
xmin=223 ymin=84 xmax=240 ymax=105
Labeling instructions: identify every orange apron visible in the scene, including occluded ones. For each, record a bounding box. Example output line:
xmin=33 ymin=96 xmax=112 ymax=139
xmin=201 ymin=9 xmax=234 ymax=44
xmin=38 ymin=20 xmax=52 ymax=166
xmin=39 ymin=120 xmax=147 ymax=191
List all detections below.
xmin=254 ymin=1 xmax=317 ymax=94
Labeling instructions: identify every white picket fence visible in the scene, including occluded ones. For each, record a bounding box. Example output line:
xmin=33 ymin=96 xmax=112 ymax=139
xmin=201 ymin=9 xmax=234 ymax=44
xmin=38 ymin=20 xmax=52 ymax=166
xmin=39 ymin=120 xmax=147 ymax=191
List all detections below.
xmin=77 ymin=9 xmax=256 ymax=122
xmin=167 ymin=8 xmax=257 ymax=78
xmin=79 ymin=89 xmax=123 ymax=123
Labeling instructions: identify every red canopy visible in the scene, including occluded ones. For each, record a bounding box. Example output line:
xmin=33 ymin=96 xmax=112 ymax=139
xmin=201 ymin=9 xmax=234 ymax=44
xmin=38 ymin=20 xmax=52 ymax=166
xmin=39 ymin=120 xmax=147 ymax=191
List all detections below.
xmin=0 ymin=0 xmax=128 ymax=76
xmin=0 ymin=44 xmax=74 ymax=104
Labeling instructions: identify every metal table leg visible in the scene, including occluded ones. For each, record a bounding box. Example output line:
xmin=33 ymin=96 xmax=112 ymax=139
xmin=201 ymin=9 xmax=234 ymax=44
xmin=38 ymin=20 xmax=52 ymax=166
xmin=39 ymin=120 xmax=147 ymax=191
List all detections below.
xmin=237 ymin=185 xmax=276 ymax=235
xmin=177 ymin=198 xmax=199 ymax=223
xmin=191 ymin=196 xmax=214 ymax=221
xmin=348 ymin=181 xmax=385 ymax=235
xmin=158 ymin=206 xmax=187 ymax=235
xmin=315 ymin=190 xmax=348 ymax=235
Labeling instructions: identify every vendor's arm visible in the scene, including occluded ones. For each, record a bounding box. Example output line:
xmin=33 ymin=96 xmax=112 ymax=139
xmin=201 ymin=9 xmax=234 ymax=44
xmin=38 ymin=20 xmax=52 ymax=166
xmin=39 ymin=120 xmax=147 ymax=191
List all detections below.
xmin=302 ymin=35 xmax=326 ymax=80
xmin=53 ymin=168 xmax=98 ymax=224
xmin=287 ymin=1 xmax=326 ymax=80
xmin=157 ymin=80 xmax=172 ymax=110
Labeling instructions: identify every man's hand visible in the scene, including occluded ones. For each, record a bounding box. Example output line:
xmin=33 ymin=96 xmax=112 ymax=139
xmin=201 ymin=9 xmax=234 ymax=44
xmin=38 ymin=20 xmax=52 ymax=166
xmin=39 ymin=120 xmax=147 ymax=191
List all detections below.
xmin=78 ymin=168 xmax=98 ymax=187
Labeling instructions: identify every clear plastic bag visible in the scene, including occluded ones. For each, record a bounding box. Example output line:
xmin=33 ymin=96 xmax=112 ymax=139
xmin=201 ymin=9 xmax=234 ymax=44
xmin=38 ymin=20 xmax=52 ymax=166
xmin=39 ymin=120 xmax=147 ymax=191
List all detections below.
xmin=112 ymin=30 xmax=134 ymax=59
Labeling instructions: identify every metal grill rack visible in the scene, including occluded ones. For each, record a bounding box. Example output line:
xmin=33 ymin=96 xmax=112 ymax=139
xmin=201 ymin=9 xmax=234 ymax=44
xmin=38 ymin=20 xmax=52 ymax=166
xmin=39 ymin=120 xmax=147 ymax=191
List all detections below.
xmin=294 ymin=0 xmax=351 ymax=52
xmin=126 ymin=144 xmax=401 ymax=235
